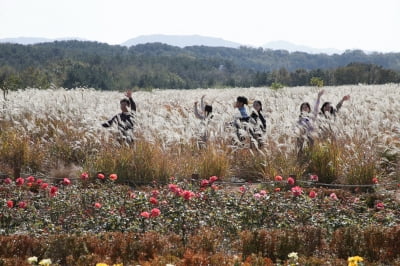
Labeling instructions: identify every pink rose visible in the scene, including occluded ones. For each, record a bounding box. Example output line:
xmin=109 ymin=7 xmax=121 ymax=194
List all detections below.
xmin=140 ymin=211 xmax=150 ymax=218
xmin=149 ymin=197 xmax=158 ymax=205
xmin=150 ymin=208 xmax=161 ymax=217
xmin=291 ymin=186 xmax=303 ymax=197
xmin=80 ymin=172 xmax=89 ymax=180
xmin=209 ymin=176 xmax=218 ymax=183
xmin=16 ymin=177 xmax=25 ymax=186
xmin=109 ymin=174 xmax=118 ymax=181
xmin=94 ymin=202 xmax=102 ymax=209
xmin=309 ymin=190 xmax=317 ymax=198
xmin=151 ymin=190 xmax=160 ymax=198
xmin=26 ymin=176 xmax=35 ymax=183
xmin=201 ymin=179 xmax=210 ymax=187
xmin=18 ymin=201 xmax=27 ymax=209
xmin=375 ymin=202 xmax=384 ymax=210
xmin=274 ymin=175 xmax=283 ymax=181
xmin=287 ymin=177 xmax=295 ymax=185
xmin=62 ymin=178 xmax=71 ymax=185
xmin=330 ymin=193 xmax=338 ymax=201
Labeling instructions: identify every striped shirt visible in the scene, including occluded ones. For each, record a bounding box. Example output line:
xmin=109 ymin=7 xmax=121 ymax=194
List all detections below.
xmin=102 ymin=97 xmax=136 ymax=143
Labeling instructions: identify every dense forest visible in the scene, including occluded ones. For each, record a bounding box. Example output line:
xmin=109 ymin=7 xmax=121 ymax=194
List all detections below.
xmin=0 ymin=40 xmax=399 ymax=91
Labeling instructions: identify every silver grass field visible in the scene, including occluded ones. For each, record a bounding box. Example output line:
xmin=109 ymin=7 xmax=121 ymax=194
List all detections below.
xmin=1 ymin=84 xmax=399 ymax=181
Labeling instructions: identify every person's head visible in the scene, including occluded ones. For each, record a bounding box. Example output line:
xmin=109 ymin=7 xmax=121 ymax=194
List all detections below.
xmin=300 ymin=102 xmax=311 ymax=113
xmin=321 ymin=102 xmax=333 ymax=114
xmin=235 ymin=96 xmax=248 ymax=108
xmin=120 ymin=98 xmax=130 ymax=112
xmin=253 ymin=100 xmax=262 ymax=112
xmin=204 ymin=104 xmax=213 ymax=116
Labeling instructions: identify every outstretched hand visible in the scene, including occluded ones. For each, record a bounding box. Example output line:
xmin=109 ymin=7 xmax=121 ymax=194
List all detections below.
xmin=125 ymin=90 xmax=133 ymax=98
xmin=318 ymin=90 xmax=325 ymax=98
xmin=342 ymin=95 xmax=350 ymax=101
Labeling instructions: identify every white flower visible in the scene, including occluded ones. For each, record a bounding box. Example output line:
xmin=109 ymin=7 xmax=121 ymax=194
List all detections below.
xmin=27 ymin=256 xmax=38 ymax=264
xmin=288 ymin=252 xmax=298 ymax=260
xmin=39 ymin=258 xmax=52 ymax=265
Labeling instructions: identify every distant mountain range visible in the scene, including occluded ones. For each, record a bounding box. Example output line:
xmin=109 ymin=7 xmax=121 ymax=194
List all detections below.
xmin=0 ymin=35 xmax=345 ymax=55
xmin=0 ymin=37 xmax=87 ymax=45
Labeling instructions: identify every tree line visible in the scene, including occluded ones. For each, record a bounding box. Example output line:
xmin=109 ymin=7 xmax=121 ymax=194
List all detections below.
xmin=0 ymin=40 xmax=399 ymax=91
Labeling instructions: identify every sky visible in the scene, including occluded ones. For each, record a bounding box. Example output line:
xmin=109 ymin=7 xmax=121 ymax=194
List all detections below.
xmin=1 ymin=0 xmax=399 ymax=52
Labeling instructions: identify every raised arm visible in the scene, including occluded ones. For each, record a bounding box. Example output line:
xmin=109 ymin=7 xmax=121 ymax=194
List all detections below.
xmin=200 ymin=95 xmax=206 ymax=112
xmin=125 ymin=90 xmax=137 ymax=111
xmin=336 ymin=95 xmax=350 ymax=112
xmin=312 ymin=89 xmax=324 ymax=119
xmin=194 ymin=102 xmax=205 ymax=119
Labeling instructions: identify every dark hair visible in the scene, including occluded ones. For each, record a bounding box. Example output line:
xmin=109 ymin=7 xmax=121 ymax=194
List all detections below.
xmin=204 ymin=104 xmax=213 ymax=116
xmin=120 ymin=98 xmax=130 ymax=107
xmin=237 ymin=96 xmax=248 ymax=105
xmin=300 ymin=102 xmax=311 ymax=112
xmin=321 ymin=102 xmax=333 ymax=114
xmin=254 ymin=100 xmax=262 ymax=111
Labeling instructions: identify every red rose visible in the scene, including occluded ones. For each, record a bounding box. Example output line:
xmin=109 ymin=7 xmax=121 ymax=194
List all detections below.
xmin=16 ymin=177 xmax=25 ymax=186
xmin=372 ymin=177 xmax=378 ymax=184
xmin=26 ymin=176 xmax=35 ymax=183
xmin=149 ymin=197 xmax=158 ymax=205
xmin=80 ymin=172 xmax=89 ymax=180
xmin=375 ymin=202 xmax=384 ymax=210
xmin=309 ymin=190 xmax=317 ymax=198
xmin=150 ymin=208 xmax=161 ymax=217
xmin=209 ymin=176 xmax=218 ymax=183
xmin=109 ymin=174 xmax=118 ymax=181
xmin=274 ymin=175 xmax=283 ymax=181
xmin=97 ymin=173 xmax=105 ymax=180
xmin=287 ymin=177 xmax=295 ymax=185
xmin=201 ymin=179 xmax=209 ymax=187
xmin=18 ymin=201 xmax=27 ymax=209
xmin=41 ymin=183 xmax=49 ymax=189
xmin=94 ymin=202 xmax=102 ymax=209
xmin=4 ymin=178 xmax=12 ymax=184
xmin=62 ymin=178 xmax=71 ymax=185
xmin=310 ymin=175 xmax=319 ymax=182
xmin=50 ymin=186 xmax=58 ymax=197
xmin=182 ymin=190 xmax=195 ymax=200
xmin=7 ymin=200 xmax=14 ymax=208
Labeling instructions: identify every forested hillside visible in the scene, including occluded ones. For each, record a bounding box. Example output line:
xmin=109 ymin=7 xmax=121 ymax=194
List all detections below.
xmin=0 ymin=40 xmax=399 ymax=90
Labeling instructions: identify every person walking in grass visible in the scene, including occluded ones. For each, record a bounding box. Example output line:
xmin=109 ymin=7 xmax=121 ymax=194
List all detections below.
xmin=296 ymin=90 xmax=324 ymax=155
xmin=194 ymin=95 xmax=213 ymax=147
xmin=194 ymin=95 xmax=213 ymax=120
xmin=102 ymin=90 xmax=137 ymax=144
xmin=319 ymin=94 xmax=350 ymax=119
xmin=250 ymin=100 xmax=267 ymax=148
xmin=232 ymin=96 xmax=251 ymax=142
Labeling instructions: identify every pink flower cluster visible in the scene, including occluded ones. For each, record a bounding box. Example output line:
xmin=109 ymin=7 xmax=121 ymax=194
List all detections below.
xmin=168 ymin=184 xmax=195 ymax=200
xmin=140 ymin=208 xmax=161 ymax=218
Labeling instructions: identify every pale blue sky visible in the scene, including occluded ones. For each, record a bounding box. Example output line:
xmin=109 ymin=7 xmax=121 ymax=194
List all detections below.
xmin=1 ymin=0 xmax=399 ymax=52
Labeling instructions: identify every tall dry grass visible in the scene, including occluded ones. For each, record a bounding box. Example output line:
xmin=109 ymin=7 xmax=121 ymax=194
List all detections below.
xmin=0 ymin=85 xmax=399 ymax=184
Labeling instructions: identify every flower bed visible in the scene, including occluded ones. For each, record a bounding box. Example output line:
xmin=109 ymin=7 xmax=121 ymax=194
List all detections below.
xmin=1 ymin=174 xmax=399 ymax=265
